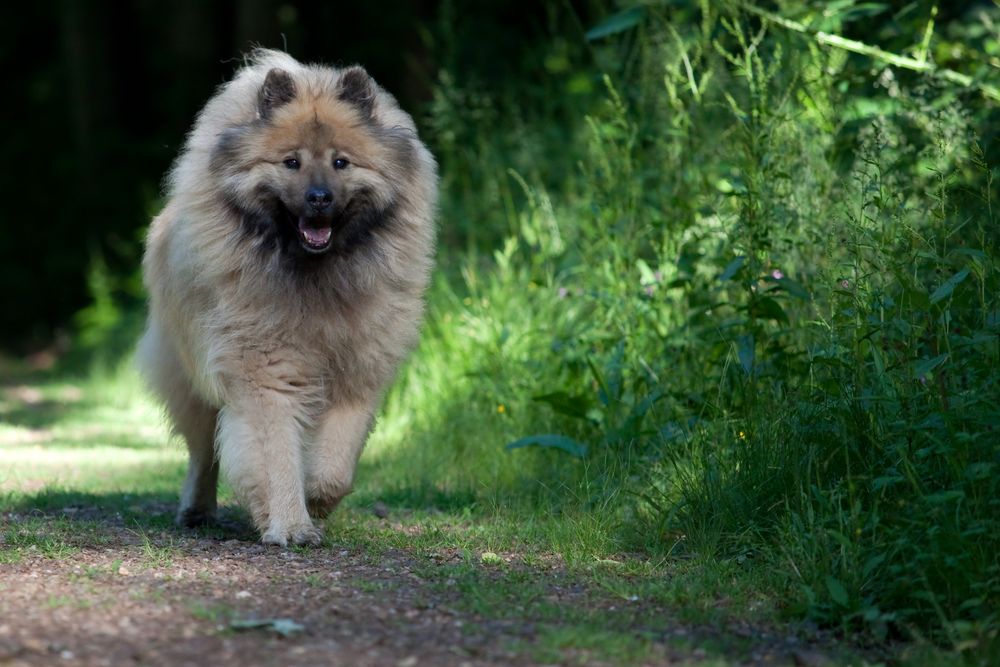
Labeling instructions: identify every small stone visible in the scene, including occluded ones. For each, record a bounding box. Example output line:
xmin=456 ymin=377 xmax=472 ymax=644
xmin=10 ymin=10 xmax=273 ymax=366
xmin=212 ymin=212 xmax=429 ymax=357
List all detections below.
xmin=22 ymin=638 xmax=46 ymax=652
xmin=398 ymin=657 xmax=418 ymax=667
xmin=235 ymin=590 xmax=251 ymax=599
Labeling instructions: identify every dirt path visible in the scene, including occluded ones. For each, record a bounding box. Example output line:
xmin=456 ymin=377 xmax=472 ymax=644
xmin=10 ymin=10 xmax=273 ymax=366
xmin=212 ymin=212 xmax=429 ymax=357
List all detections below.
xmin=0 ymin=508 xmax=849 ymax=667
xmin=0 ymin=372 xmax=854 ymax=667
xmin=2 ymin=530 xmax=496 ymax=667
xmin=1 ymin=516 xmax=524 ymax=667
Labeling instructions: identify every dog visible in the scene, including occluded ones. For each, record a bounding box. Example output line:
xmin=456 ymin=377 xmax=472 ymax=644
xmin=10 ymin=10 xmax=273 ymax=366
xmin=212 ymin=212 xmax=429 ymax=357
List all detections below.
xmin=137 ymin=50 xmax=437 ymax=545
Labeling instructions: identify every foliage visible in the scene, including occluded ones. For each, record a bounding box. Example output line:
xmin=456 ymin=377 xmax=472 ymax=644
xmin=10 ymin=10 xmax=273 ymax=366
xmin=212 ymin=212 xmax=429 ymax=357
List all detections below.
xmin=405 ymin=0 xmax=1000 ymax=653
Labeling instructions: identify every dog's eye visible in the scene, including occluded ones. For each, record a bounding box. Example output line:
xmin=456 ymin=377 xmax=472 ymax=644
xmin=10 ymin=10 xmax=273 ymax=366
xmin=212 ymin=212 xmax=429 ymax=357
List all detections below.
xmin=283 ymin=158 xmax=300 ymax=170
xmin=333 ymin=158 xmax=349 ymax=170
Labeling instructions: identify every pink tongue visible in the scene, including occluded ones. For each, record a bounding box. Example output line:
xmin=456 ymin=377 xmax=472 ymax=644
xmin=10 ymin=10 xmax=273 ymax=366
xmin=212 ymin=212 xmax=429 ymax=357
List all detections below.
xmin=298 ymin=219 xmax=332 ymax=246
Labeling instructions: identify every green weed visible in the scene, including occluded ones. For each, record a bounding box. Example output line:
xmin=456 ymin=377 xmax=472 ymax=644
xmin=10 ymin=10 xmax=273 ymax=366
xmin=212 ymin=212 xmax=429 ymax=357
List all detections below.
xmin=376 ymin=1 xmax=999 ymax=653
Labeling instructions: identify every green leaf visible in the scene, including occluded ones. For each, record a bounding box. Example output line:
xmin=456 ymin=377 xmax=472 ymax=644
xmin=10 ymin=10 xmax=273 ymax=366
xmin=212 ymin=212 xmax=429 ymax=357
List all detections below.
xmin=618 ymin=390 xmax=667 ymax=440
xmin=737 ymin=334 xmax=755 ymax=374
xmin=636 ymin=258 xmax=656 ymax=285
xmin=863 ymin=554 xmax=886 ymax=578
xmin=929 ymin=268 xmax=970 ymax=304
xmin=826 ymin=576 xmax=850 ymax=607
xmin=774 ymin=276 xmax=810 ymax=300
xmin=872 ymin=475 xmax=904 ymax=491
xmin=958 ymin=597 xmax=985 ymax=611
xmin=827 ymin=530 xmax=852 ymax=549
xmin=587 ymin=342 xmax=625 ymax=406
xmin=628 ymin=389 xmax=665 ymax=421
xmin=890 ymin=268 xmax=929 ymax=308
xmin=964 ymin=462 xmax=994 ymax=481
xmin=719 ymin=256 xmax=746 ymax=282
xmin=532 ymin=392 xmax=593 ymax=420
xmin=586 ymin=356 xmax=612 ymax=407
xmin=749 ymin=296 xmax=789 ymax=324
xmin=585 ymin=6 xmax=644 ymax=41
xmin=912 ymin=353 xmax=948 ymax=378
xmin=925 ymin=490 xmax=964 ymax=504
xmin=822 ymin=2 xmax=889 ymax=29
xmin=507 ymin=434 xmax=588 ymax=458
xmin=862 ymin=606 xmax=883 ymax=622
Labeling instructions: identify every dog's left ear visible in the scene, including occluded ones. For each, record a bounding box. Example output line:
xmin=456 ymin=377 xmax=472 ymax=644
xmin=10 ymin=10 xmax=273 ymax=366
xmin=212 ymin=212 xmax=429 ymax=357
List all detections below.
xmin=337 ymin=66 xmax=375 ymax=117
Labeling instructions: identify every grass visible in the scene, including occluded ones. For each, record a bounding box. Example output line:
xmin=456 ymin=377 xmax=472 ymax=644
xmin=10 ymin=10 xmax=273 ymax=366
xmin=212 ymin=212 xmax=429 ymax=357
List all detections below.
xmin=0 ymin=358 xmax=960 ymax=665
xmin=408 ymin=4 xmax=1000 ymax=658
xmin=0 ymin=359 xmax=832 ymax=666
xmin=363 ymin=3 xmax=997 ymax=658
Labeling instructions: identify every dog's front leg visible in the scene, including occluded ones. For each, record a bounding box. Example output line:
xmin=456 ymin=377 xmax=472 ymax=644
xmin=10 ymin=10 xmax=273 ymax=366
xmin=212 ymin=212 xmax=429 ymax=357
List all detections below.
xmin=216 ymin=389 xmax=319 ymax=546
xmin=305 ymin=401 xmax=376 ymax=520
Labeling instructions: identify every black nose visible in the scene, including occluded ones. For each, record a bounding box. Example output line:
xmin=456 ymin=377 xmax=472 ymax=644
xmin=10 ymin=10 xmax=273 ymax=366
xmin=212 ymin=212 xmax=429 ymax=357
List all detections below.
xmin=305 ymin=188 xmax=333 ymax=211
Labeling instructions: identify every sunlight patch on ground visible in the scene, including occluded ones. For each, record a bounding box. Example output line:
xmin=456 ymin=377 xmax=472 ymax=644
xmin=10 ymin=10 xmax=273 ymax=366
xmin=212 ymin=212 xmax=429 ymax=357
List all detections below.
xmin=0 ymin=373 xmax=181 ymax=494
xmin=0 ymin=444 xmax=185 ymax=493
xmin=0 ymin=444 xmax=183 ymax=466
xmin=0 ymin=423 xmax=169 ymax=447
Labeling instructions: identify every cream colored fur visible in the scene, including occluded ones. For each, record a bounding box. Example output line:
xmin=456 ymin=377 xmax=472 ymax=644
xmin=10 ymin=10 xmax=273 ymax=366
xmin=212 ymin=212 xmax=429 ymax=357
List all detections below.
xmin=137 ymin=50 xmax=436 ymax=546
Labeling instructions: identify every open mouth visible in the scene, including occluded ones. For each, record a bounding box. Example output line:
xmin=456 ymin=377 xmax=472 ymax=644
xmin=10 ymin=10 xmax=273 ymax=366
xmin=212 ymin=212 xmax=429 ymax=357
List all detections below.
xmin=296 ymin=217 xmax=333 ymax=253
xmin=279 ymin=203 xmax=334 ymax=254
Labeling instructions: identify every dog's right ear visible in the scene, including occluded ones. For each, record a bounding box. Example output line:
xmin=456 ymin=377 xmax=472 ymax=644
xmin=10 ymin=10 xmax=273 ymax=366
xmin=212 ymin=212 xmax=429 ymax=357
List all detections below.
xmin=258 ymin=68 xmax=297 ymax=120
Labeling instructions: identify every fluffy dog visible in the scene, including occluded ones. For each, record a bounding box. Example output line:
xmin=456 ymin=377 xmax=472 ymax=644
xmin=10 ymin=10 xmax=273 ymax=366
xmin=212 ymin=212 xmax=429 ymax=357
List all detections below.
xmin=137 ymin=50 xmax=437 ymax=545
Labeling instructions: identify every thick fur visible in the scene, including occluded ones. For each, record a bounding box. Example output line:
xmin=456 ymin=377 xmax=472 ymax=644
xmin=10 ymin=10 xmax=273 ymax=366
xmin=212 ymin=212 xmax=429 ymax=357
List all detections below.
xmin=137 ymin=50 xmax=437 ymax=546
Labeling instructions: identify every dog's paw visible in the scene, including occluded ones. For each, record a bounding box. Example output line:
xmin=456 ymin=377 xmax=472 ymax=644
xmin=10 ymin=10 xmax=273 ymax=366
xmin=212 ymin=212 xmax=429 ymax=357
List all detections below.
xmin=291 ymin=525 xmax=323 ymax=546
xmin=262 ymin=522 xmax=322 ymax=548
xmin=176 ymin=506 xmax=216 ymax=528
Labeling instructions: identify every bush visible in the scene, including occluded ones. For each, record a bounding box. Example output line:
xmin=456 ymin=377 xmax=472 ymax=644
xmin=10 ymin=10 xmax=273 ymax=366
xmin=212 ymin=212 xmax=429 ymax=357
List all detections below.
xmin=411 ymin=0 xmax=1000 ymax=647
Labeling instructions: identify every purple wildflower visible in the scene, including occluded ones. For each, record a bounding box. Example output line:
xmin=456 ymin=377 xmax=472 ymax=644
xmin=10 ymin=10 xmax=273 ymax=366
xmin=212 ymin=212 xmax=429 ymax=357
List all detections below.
xmin=771 ymin=269 xmax=784 ymax=280
xmin=557 ymin=287 xmax=569 ymax=299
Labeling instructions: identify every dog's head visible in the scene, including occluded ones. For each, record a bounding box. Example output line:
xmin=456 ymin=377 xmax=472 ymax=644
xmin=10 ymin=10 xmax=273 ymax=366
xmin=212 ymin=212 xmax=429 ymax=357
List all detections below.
xmin=212 ymin=66 xmax=415 ymax=260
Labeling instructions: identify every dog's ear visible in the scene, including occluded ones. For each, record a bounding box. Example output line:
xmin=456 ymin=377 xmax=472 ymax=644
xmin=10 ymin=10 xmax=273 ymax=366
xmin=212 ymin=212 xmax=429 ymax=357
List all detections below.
xmin=258 ymin=68 xmax=296 ymax=120
xmin=337 ymin=66 xmax=375 ymax=117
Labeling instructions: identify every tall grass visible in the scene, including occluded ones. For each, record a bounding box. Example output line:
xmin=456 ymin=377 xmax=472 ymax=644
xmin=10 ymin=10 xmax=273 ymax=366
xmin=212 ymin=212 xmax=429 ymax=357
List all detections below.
xmin=375 ymin=1 xmax=1000 ymax=649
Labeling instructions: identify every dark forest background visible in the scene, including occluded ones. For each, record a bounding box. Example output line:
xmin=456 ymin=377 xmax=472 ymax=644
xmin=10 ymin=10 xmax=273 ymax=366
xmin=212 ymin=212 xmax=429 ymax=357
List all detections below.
xmin=0 ymin=0 xmax=595 ymax=351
